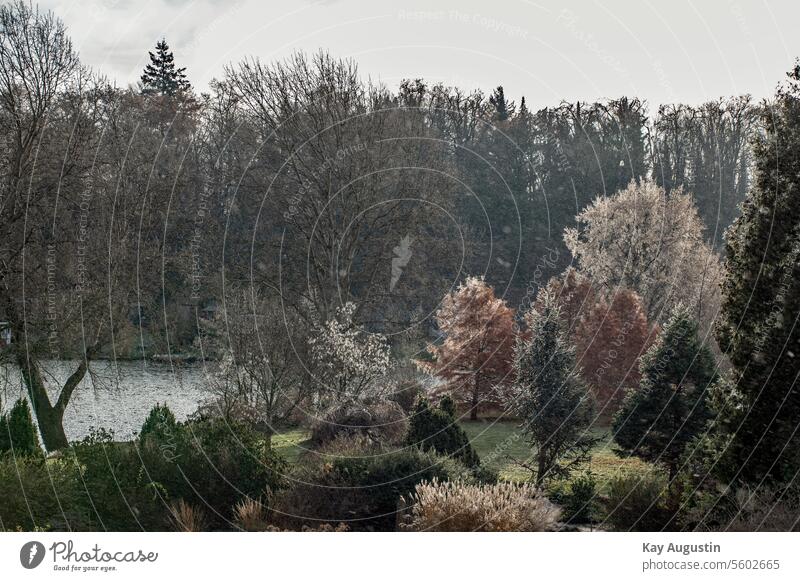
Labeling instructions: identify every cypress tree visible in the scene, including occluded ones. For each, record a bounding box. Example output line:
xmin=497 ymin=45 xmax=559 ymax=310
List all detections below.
xmin=613 ymin=307 xmax=716 ymax=491
xmin=715 ymin=62 xmax=800 ymax=484
xmin=140 ymin=38 xmax=191 ymax=96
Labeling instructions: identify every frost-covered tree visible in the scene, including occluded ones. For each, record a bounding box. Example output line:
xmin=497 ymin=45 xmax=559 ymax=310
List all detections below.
xmin=423 ymin=277 xmax=516 ymax=419
xmin=510 ymin=290 xmax=595 ymax=486
xmin=564 ymin=180 xmax=722 ymax=331
xmin=715 ymin=62 xmax=800 ymax=485
xmin=309 ymin=302 xmax=392 ymax=405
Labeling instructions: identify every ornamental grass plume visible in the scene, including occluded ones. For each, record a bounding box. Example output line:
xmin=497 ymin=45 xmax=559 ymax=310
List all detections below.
xmin=401 ymin=479 xmax=561 ymax=532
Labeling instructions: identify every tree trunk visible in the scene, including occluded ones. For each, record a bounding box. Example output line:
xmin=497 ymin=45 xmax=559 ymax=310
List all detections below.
xmin=15 ymin=348 xmax=91 ymax=451
xmin=470 ymin=375 xmax=481 ymax=420
xmin=15 ymin=352 xmax=68 ymax=450
xmin=536 ymin=451 xmax=548 ymax=487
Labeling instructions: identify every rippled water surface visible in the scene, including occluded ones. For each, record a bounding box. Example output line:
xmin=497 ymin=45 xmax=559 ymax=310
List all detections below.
xmin=0 ymin=360 xmax=207 ymax=441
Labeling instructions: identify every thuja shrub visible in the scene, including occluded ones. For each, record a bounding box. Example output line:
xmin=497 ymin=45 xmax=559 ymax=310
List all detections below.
xmin=603 ymin=473 xmax=672 ymax=531
xmin=405 ymin=396 xmax=480 ymax=468
xmin=273 ymin=437 xmax=472 ymax=531
xmin=550 ymin=471 xmax=598 ymax=525
xmin=0 ymin=399 xmax=42 ymax=457
xmin=400 ymin=479 xmax=562 ymax=532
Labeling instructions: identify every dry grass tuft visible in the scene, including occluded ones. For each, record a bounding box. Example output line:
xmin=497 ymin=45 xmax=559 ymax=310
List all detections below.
xmin=170 ymin=500 xmax=208 ymax=532
xmin=400 ymin=479 xmax=561 ymax=531
xmin=233 ymin=496 xmax=270 ymax=531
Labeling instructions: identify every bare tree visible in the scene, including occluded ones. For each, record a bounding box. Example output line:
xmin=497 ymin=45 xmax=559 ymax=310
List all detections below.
xmin=200 ymin=289 xmax=313 ymax=442
xmin=223 ymin=52 xmax=458 ymax=329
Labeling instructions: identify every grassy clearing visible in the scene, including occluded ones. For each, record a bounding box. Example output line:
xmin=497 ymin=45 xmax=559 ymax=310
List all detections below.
xmin=271 ymin=420 xmax=652 ymax=490
xmin=460 ymin=420 xmax=652 ymax=489
xmin=271 ymin=428 xmax=311 ymax=463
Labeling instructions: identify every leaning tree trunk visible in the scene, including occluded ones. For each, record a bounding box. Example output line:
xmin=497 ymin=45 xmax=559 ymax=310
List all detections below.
xmin=15 ymin=350 xmax=90 ymax=451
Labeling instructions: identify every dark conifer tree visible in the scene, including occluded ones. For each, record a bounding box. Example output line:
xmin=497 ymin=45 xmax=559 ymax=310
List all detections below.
xmin=489 ymin=86 xmax=513 ymax=122
xmin=140 ymin=38 xmax=191 ymax=96
xmin=613 ymin=306 xmax=716 ymax=492
xmin=714 ymin=62 xmax=800 ymax=485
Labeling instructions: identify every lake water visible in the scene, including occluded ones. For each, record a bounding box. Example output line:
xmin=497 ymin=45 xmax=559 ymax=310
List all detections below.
xmin=0 ymin=360 xmax=207 ymax=442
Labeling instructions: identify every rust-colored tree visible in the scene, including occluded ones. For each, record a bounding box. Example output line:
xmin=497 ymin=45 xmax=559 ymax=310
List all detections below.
xmin=534 ymin=267 xmax=596 ymax=335
xmin=423 ymin=277 xmax=516 ymax=419
xmin=573 ymin=290 xmax=658 ymax=422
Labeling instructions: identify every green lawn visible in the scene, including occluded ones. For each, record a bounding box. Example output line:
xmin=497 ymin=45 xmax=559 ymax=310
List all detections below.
xmin=460 ymin=420 xmax=652 ymax=488
xmin=272 ymin=420 xmax=652 ymax=490
xmin=271 ymin=428 xmax=312 ymax=464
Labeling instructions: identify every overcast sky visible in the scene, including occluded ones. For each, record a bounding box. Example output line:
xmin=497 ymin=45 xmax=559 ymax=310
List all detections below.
xmin=39 ymin=0 xmax=800 ymax=110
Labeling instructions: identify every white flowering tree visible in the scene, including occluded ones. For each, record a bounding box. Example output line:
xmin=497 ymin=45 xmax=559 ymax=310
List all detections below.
xmin=309 ymin=302 xmax=392 ymax=405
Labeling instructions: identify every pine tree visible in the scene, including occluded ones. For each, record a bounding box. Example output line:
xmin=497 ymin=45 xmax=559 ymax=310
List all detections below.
xmin=0 ymin=399 xmax=41 ymax=456
xmin=613 ymin=306 xmax=716 ymax=493
xmin=510 ymin=290 xmax=595 ymax=486
xmin=715 ymin=62 xmax=800 ymax=485
xmin=140 ymin=38 xmax=191 ymax=96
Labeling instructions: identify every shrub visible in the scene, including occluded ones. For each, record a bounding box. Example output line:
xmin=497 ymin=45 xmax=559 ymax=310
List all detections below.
xmin=273 ymin=438 xmax=472 ymax=531
xmin=139 ymin=403 xmax=177 ymax=441
xmin=405 ymin=397 xmax=480 ymax=468
xmin=551 ymin=471 xmax=598 ymax=525
xmin=0 ymin=399 xmax=41 ymax=456
xmin=688 ymin=485 xmax=800 ymax=532
xmin=138 ymin=406 xmax=287 ymax=529
xmin=603 ymin=473 xmax=672 ymax=531
xmin=310 ymin=400 xmax=408 ymax=447
xmin=0 ymin=455 xmax=90 ymax=531
xmin=400 ymin=479 xmax=561 ymax=531
xmin=69 ymin=427 xmax=168 ymax=531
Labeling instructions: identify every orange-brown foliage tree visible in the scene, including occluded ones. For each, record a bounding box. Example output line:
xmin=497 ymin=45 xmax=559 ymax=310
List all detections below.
xmin=573 ymin=289 xmax=658 ymax=422
xmin=424 ymin=277 xmax=516 ymax=420
xmin=534 ymin=267 xmax=596 ymax=335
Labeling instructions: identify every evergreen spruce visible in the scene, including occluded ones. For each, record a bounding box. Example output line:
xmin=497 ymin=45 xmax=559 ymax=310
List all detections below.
xmin=613 ymin=306 xmax=716 ymax=490
xmin=511 ymin=290 xmax=595 ymax=486
xmin=0 ymin=399 xmax=41 ymax=456
xmin=489 ymin=86 xmax=512 ymax=122
xmin=140 ymin=38 xmax=191 ymax=96
xmin=714 ymin=62 xmax=800 ymax=485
